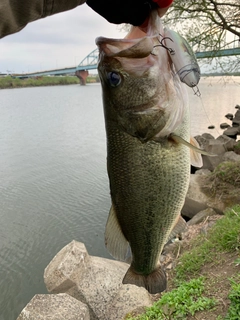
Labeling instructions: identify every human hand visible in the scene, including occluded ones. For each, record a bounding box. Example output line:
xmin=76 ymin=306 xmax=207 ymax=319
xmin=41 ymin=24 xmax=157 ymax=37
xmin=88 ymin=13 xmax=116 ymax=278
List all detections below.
xmin=139 ymin=0 xmax=173 ymax=31
xmin=157 ymin=5 xmax=171 ymax=18
xmin=86 ymin=0 xmax=173 ymax=26
xmin=153 ymin=0 xmax=173 ymax=17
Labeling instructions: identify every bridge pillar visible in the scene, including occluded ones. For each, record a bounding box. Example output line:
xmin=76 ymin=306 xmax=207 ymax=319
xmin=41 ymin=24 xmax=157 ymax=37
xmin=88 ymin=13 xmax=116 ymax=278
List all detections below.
xmin=75 ymin=70 xmax=89 ymax=85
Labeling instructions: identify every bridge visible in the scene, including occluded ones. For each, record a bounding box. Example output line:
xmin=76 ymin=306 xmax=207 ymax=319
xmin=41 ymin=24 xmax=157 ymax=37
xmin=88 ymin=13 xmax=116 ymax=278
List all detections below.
xmin=14 ymin=48 xmax=99 ymax=85
xmin=14 ymin=47 xmax=240 ymax=85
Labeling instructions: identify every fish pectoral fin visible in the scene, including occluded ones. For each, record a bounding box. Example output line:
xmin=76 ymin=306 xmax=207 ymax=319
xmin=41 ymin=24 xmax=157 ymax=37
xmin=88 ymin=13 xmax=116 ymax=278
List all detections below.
xmin=170 ymin=134 xmax=217 ymax=167
xmin=105 ymin=205 xmax=130 ymax=262
xmin=189 ymin=136 xmax=203 ymax=167
xmin=170 ymin=133 xmax=217 ymax=156
xmin=166 ymin=215 xmax=187 ymax=243
xmin=123 ymin=264 xmax=167 ymax=294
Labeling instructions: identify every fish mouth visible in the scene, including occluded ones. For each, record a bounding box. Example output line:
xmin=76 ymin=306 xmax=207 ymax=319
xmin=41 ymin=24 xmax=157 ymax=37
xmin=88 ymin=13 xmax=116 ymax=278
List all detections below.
xmin=96 ymin=36 xmax=155 ymax=60
xmin=96 ymin=11 xmax=160 ymax=60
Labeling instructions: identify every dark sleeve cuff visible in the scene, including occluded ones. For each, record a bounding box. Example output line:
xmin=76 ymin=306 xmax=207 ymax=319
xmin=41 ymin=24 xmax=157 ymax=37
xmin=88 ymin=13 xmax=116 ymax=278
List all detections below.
xmin=152 ymin=0 xmax=173 ymax=8
xmin=86 ymin=0 xmax=158 ymax=25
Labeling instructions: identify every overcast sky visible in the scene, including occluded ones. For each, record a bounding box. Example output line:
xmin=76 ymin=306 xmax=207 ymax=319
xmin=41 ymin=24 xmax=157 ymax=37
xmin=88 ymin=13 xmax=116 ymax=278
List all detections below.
xmin=0 ymin=3 xmax=125 ymax=74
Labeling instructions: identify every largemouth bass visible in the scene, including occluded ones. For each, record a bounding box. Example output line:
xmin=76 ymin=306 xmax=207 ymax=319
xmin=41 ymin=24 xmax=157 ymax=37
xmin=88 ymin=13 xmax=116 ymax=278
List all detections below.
xmin=96 ymin=11 xmax=199 ymax=294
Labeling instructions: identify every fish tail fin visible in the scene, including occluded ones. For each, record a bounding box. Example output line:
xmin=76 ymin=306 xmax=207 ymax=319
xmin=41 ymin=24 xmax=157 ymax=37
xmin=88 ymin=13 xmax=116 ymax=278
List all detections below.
xmin=122 ymin=265 xmax=167 ymax=294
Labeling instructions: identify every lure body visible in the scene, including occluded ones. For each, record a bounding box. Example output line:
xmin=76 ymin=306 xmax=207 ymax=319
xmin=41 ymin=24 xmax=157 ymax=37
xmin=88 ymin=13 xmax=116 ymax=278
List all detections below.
xmin=164 ymin=28 xmax=200 ymax=88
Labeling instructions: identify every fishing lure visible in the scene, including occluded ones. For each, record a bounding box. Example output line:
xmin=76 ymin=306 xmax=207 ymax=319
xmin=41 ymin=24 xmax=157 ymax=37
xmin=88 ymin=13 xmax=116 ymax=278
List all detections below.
xmin=163 ymin=28 xmax=201 ymax=95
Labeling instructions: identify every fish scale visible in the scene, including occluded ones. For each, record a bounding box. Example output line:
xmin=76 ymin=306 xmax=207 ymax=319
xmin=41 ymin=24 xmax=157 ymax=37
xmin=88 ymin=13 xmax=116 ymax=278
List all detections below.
xmin=106 ymin=116 xmax=190 ymax=280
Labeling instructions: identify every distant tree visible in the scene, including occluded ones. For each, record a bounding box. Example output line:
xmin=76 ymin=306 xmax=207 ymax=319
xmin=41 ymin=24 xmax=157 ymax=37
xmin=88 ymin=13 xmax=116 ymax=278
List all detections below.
xmin=164 ymin=0 xmax=240 ymax=72
xmin=164 ymin=0 xmax=240 ymax=51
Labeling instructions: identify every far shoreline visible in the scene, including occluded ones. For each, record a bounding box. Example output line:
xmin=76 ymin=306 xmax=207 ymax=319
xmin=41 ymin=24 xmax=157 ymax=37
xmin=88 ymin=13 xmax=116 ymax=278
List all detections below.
xmin=1 ymin=74 xmax=239 ymax=90
xmin=0 ymin=75 xmax=100 ymax=90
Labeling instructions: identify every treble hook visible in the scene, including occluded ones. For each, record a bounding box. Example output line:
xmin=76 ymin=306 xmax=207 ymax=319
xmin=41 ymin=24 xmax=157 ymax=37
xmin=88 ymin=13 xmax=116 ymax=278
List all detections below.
xmin=192 ymin=86 xmax=201 ymax=97
xmin=151 ymin=33 xmax=175 ymax=55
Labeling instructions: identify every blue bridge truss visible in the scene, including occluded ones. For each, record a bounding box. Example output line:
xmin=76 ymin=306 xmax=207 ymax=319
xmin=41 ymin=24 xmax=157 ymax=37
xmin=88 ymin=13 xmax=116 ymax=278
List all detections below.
xmin=14 ymin=47 xmax=240 ymax=78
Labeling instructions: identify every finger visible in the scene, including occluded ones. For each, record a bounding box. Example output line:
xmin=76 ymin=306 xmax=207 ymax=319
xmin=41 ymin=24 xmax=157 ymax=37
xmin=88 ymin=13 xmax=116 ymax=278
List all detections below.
xmin=157 ymin=6 xmax=170 ymax=18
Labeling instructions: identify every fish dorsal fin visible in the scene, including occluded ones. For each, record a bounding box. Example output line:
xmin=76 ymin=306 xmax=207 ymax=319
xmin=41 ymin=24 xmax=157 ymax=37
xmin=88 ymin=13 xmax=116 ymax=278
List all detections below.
xmin=105 ymin=205 xmax=130 ymax=261
xmin=166 ymin=215 xmax=187 ymax=243
xmin=170 ymin=133 xmax=217 ymax=167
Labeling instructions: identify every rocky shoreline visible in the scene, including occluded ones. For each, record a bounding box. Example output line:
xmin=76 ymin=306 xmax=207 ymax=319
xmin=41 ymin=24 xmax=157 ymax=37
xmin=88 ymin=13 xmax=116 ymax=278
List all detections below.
xmin=17 ymin=107 xmax=240 ymax=320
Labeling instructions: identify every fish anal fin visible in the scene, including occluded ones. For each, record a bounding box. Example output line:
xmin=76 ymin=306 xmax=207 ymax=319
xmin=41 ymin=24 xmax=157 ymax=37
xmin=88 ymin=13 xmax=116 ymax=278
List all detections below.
xmin=105 ymin=205 xmax=130 ymax=261
xmin=123 ymin=265 xmax=167 ymax=294
xmin=167 ymin=215 xmax=187 ymax=243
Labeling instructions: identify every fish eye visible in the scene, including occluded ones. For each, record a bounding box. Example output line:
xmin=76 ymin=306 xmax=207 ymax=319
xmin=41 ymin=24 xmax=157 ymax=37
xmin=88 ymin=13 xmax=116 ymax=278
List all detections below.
xmin=107 ymin=72 xmax=121 ymax=87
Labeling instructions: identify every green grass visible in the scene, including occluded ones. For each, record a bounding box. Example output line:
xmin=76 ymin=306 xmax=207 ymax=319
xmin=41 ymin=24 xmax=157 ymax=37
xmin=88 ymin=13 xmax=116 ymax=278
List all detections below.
xmin=0 ymin=75 xmax=100 ymax=89
xmin=175 ymin=206 xmax=240 ymax=283
xmin=225 ymin=275 xmax=240 ymax=320
xmin=0 ymin=76 xmax=79 ymax=89
xmin=212 ymin=162 xmax=240 ymax=187
xmin=125 ymin=205 xmax=240 ymax=320
xmin=233 ymin=141 xmax=240 ymax=155
xmin=217 ymin=275 xmax=240 ymax=320
xmin=125 ymin=277 xmax=216 ymax=320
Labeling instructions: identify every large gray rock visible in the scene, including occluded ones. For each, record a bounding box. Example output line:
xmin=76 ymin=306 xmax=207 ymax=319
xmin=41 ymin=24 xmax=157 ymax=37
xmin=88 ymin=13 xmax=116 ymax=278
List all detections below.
xmin=187 ymin=208 xmax=217 ymax=226
xmin=225 ymin=113 xmax=233 ymax=120
xmin=234 ymin=109 xmax=240 ymax=119
xmin=182 ymin=198 xmax=208 ymax=219
xmin=187 ymin=174 xmax=210 ymax=204
xmin=216 ymin=135 xmax=237 ymax=151
xmin=202 ymin=133 xmax=215 ymax=140
xmin=220 ymin=123 xmax=230 ymax=129
xmin=232 ymin=119 xmax=240 ymax=127
xmin=194 ymin=135 xmax=212 ymax=151
xmin=194 ymin=135 xmax=232 ymax=171
xmin=78 ymin=255 xmax=129 ymax=319
xmin=185 ymin=174 xmax=225 ymax=214
xmin=44 ymin=240 xmax=130 ymax=320
xmin=222 ymin=151 xmax=240 ymax=162
xmin=201 ymin=140 xmax=226 ymax=170
xmin=223 ymin=127 xmax=239 ymax=139
xmin=194 ymin=134 xmax=239 ymax=171
xmin=232 ymin=109 xmax=240 ymax=126
xmin=105 ymin=284 xmax=152 ymax=320
xmin=17 ymin=293 xmax=90 ymax=320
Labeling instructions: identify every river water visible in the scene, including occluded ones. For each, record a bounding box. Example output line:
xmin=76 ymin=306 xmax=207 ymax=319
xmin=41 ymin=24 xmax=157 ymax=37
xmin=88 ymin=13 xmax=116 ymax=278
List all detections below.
xmin=0 ymin=78 xmax=239 ymax=320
